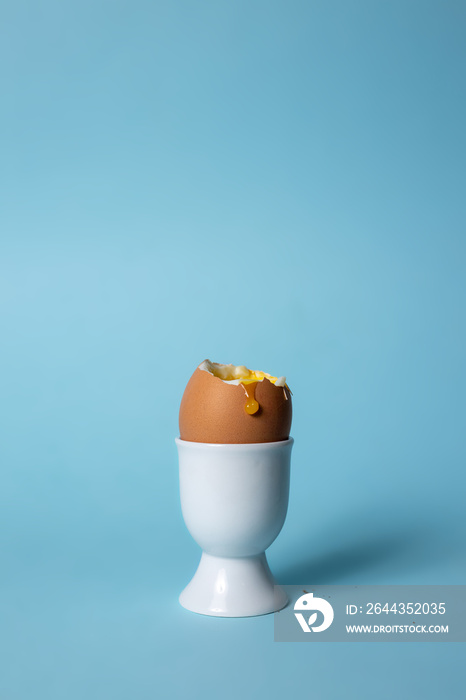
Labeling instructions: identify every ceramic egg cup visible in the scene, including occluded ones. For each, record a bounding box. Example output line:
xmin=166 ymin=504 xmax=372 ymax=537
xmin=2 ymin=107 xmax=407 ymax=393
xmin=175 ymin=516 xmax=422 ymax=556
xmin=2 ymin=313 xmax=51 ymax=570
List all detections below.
xmin=176 ymin=437 xmax=293 ymax=617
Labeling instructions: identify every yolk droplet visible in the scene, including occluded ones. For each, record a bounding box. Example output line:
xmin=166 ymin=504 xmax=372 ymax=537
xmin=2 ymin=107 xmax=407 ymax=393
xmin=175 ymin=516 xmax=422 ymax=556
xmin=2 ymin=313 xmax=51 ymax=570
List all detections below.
xmin=245 ymin=399 xmax=259 ymax=415
xmin=241 ymin=382 xmax=260 ymax=415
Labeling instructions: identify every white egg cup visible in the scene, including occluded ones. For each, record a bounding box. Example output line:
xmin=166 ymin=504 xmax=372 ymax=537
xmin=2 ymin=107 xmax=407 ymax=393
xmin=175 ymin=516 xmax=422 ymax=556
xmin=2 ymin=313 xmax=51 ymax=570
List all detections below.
xmin=176 ymin=437 xmax=293 ymax=617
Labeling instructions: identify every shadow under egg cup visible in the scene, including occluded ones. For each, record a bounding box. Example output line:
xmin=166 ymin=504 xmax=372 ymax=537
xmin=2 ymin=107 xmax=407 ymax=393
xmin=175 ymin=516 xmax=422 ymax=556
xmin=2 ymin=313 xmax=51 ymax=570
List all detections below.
xmin=176 ymin=437 xmax=293 ymax=617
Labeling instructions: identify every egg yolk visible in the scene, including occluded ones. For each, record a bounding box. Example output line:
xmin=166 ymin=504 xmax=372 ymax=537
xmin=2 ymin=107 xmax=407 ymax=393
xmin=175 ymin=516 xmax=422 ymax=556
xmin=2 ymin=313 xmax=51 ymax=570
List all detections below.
xmin=198 ymin=360 xmax=289 ymax=416
xmin=198 ymin=360 xmax=286 ymax=387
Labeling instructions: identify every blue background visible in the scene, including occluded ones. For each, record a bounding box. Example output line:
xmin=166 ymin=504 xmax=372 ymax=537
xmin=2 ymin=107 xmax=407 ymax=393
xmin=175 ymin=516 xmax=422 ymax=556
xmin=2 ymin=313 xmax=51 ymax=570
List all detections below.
xmin=1 ymin=1 xmax=465 ymax=698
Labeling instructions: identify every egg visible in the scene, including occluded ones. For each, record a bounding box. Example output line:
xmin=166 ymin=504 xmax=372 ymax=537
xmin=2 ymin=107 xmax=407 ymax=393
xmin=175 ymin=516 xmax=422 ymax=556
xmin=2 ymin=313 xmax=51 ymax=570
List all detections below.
xmin=179 ymin=360 xmax=292 ymax=444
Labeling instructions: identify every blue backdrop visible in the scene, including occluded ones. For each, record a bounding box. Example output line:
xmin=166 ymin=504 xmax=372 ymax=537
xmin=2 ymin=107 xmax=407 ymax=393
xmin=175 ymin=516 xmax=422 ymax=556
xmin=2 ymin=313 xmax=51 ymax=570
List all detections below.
xmin=1 ymin=1 xmax=465 ymax=698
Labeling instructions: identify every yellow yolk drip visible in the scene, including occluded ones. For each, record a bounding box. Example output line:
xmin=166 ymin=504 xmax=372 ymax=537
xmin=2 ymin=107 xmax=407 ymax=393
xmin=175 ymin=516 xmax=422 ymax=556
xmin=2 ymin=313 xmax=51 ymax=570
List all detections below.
xmin=241 ymin=382 xmax=259 ymax=415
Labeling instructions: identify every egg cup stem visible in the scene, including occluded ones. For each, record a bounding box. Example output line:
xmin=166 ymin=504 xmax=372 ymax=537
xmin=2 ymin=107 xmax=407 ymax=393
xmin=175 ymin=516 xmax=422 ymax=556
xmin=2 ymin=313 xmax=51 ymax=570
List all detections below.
xmin=180 ymin=552 xmax=288 ymax=617
xmin=176 ymin=438 xmax=293 ymax=617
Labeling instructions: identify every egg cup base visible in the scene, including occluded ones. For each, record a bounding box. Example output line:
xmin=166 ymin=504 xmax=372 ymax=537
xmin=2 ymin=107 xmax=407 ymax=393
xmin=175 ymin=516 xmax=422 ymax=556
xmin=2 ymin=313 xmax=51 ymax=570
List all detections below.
xmin=179 ymin=552 xmax=288 ymax=618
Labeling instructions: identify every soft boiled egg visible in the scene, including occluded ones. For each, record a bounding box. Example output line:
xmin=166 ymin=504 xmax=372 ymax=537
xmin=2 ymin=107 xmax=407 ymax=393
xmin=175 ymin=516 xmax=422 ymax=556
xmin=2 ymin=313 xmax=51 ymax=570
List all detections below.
xmin=179 ymin=360 xmax=292 ymax=444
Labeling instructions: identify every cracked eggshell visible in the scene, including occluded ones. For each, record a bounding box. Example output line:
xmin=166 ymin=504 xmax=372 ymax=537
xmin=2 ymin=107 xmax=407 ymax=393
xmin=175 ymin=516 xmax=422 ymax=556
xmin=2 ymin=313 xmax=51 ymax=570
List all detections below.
xmin=179 ymin=367 xmax=292 ymax=444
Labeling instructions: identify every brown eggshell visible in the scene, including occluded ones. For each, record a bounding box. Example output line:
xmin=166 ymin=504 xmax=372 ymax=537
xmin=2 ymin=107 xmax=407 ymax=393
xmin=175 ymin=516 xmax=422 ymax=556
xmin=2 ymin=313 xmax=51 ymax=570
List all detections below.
xmin=179 ymin=367 xmax=292 ymax=444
